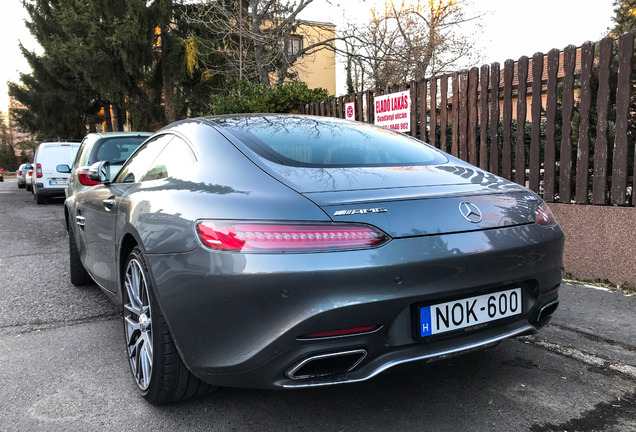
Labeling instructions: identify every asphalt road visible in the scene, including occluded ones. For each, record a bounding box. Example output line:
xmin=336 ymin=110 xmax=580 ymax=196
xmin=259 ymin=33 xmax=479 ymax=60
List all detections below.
xmin=1 ymin=178 xmax=635 ymax=432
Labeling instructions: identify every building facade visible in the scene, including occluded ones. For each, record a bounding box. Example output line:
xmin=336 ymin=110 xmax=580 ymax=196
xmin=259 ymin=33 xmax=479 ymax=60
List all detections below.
xmin=287 ymin=20 xmax=336 ymax=95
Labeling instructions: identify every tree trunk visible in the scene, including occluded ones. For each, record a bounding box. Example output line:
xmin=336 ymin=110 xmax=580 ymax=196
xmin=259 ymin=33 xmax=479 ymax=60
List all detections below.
xmin=163 ymin=73 xmax=177 ymax=124
xmin=103 ymin=103 xmax=113 ymax=132
xmin=160 ymin=22 xmax=177 ymax=124
xmin=111 ymin=103 xmax=122 ymax=131
xmin=251 ymin=1 xmax=271 ymax=87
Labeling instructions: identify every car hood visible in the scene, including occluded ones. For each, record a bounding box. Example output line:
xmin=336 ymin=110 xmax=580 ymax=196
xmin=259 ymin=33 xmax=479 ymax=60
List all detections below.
xmin=255 ymin=161 xmax=540 ymax=238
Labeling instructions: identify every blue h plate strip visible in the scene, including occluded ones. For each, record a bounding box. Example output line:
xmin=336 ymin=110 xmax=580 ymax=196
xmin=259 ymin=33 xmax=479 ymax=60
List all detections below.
xmin=420 ymin=306 xmax=432 ymax=337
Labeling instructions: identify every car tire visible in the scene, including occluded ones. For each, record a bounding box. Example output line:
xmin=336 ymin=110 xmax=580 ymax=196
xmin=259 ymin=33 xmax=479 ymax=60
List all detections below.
xmin=123 ymin=247 xmax=213 ymax=404
xmin=18 ymin=183 xmax=24 ymax=189
xmin=26 ymin=184 xmax=32 ymax=192
xmin=68 ymin=222 xmax=93 ymax=286
xmin=35 ymin=189 xmax=45 ymax=204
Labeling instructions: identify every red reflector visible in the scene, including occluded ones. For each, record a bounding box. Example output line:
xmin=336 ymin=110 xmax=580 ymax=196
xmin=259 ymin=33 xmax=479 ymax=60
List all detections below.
xmin=540 ymin=283 xmax=559 ymax=294
xmin=77 ymin=168 xmax=100 ymax=186
xmin=36 ymin=163 xmax=43 ymax=178
xmin=302 ymin=326 xmax=378 ymax=339
xmin=196 ymin=221 xmax=389 ymax=252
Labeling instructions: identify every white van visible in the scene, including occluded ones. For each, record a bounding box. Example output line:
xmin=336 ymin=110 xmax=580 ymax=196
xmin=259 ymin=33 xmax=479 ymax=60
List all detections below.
xmin=33 ymin=141 xmax=80 ymax=204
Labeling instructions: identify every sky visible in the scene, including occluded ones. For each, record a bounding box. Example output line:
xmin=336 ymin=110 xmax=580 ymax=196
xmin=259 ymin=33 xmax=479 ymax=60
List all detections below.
xmin=301 ymin=0 xmax=617 ymax=94
xmin=0 ymin=0 xmax=617 ymax=114
xmin=1 ymin=0 xmax=39 ymax=114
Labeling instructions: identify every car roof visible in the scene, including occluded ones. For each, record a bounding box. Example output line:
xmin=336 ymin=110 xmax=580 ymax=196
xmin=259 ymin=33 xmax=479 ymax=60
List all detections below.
xmin=39 ymin=141 xmax=80 ymax=147
xmin=84 ymin=131 xmax=152 ymax=139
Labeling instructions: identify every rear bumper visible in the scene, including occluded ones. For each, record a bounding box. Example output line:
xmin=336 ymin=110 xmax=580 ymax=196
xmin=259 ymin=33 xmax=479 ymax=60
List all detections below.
xmin=239 ymin=321 xmax=539 ymax=389
xmin=145 ymin=223 xmax=564 ymax=389
xmin=35 ymin=184 xmax=66 ymax=198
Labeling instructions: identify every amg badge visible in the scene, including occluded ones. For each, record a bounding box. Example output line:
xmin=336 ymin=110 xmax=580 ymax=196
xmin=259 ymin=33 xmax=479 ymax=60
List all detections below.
xmin=333 ymin=208 xmax=388 ymax=216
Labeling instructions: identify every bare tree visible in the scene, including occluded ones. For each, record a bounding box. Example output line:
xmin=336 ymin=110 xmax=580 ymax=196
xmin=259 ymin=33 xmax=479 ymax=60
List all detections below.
xmin=188 ymin=0 xmax=338 ymax=88
xmin=343 ymin=0 xmax=482 ymax=89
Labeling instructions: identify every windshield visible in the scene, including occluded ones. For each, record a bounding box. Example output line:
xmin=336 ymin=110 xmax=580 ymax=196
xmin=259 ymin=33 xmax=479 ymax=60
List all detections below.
xmin=213 ymin=116 xmax=447 ymax=168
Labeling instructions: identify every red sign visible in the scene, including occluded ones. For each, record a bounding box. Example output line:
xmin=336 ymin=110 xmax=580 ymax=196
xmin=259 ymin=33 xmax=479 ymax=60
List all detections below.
xmin=345 ymin=102 xmax=355 ymax=120
xmin=373 ymin=90 xmax=411 ymax=132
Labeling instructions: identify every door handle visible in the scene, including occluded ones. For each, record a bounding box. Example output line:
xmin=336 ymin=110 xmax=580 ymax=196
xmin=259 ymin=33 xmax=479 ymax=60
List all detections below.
xmin=103 ymin=198 xmax=116 ymax=211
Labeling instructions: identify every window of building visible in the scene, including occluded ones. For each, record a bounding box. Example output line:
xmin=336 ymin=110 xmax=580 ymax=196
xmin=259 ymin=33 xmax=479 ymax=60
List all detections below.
xmin=287 ymin=35 xmax=303 ymax=57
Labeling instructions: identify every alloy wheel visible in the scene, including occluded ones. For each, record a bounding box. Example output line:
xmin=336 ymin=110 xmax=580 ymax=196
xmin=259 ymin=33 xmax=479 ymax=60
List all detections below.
xmin=124 ymin=258 xmax=153 ymax=391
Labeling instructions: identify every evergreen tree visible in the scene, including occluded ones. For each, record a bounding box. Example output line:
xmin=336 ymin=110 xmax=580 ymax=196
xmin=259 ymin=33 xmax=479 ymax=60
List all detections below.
xmin=44 ymin=0 xmax=158 ymax=130
xmin=0 ymin=112 xmax=19 ymax=171
xmin=609 ymin=0 xmax=636 ymax=35
xmin=9 ymin=0 xmax=99 ymax=138
xmin=10 ymin=0 xmax=258 ymax=135
xmin=12 ymin=0 xmax=216 ymax=131
xmin=151 ymin=0 xmax=223 ymax=122
xmin=8 ymin=47 xmax=97 ymax=139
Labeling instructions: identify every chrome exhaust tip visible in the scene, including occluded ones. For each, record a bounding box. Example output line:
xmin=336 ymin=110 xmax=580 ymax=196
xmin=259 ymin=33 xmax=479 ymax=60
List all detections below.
xmin=537 ymin=299 xmax=559 ymax=323
xmin=286 ymin=349 xmax=367 ymax=380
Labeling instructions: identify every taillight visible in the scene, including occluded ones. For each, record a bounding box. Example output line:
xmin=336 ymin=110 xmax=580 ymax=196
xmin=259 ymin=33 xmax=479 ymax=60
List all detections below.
xmin=77 ymin=168 xmax=101 ymax=186
xmin=196 ymin=221 xmax=390 ymax=252
xmin=535 ymin=202 xmax=557 ymax=226
xmin=18 ymin=170 xmax=22 ymax=176
xmin=27 ymin=170 xmax=33 ymax=176
xmin=36 ymin=163 xmax=42 ymax=178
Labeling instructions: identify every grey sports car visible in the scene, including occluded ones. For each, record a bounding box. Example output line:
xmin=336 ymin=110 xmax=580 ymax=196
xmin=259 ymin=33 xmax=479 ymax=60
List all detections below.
xmin=64 ymin=115 xmax=564 ymax=404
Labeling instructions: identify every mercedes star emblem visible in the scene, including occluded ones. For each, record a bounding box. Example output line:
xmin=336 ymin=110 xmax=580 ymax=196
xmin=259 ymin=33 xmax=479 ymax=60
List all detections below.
xmin=459 ymin=202 xmax=482 ymax=223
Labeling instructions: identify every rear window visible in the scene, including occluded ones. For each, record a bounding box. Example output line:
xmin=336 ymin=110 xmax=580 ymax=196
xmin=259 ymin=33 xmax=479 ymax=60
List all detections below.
xmin=39 ymin=144 xmax=78 ymax=164
xmin=91 ymin=136 xmax=147 ymax=165
xmin=214 ymin=116 xmax=447 ymax=167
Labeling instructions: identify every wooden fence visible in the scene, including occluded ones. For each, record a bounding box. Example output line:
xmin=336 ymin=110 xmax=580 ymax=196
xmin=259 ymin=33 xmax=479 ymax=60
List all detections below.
xmin=299 ymin=33 xmax=636 ymax=207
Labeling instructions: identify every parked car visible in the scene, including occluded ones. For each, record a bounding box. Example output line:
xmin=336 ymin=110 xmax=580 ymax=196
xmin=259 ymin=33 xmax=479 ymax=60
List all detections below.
xmin=61 ymin=132 xmax=151 ymax=199
xmin=16 ymin=163 xmax=32 ymax=188
xmin=25 ymin=167 xmax=34 ymax=192
xmin=32 ymin=141 xmax=80 ymax=204
xmin=0 ymin=168 xmax=3 ymax=182
xmin=64 ymin=115 xmax=564 ymax=405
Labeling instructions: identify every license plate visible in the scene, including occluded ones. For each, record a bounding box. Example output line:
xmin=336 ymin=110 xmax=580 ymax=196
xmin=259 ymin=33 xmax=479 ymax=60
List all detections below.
xmin=419 ymin=288 xmax=522 ymax=337
xmin=50 ymin=179 xmax=68 ymax=186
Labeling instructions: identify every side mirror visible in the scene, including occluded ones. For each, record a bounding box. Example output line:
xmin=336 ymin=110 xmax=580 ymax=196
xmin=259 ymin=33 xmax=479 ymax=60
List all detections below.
xmin=88 ymin=161 xmax=111 ymax=184
xmin=56 ymin=164 xmax=71 ymax=174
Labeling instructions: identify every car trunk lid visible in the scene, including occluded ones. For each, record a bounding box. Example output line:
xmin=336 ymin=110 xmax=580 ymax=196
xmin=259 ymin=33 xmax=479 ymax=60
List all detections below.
xmin=259 ymin=162 xmax=539 ymax=238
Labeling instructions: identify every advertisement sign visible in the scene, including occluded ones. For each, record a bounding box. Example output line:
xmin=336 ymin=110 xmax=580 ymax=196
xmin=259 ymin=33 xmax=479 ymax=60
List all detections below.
xmin=373 ymin=90 xmax=411 ymax=132
xmin=345 ymin=101 xmax=355 ymax=120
